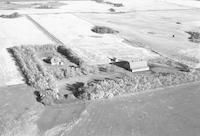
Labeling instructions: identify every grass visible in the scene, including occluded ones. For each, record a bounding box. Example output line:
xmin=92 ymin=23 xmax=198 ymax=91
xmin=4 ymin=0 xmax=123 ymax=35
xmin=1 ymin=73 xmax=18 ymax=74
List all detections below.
xmin=0 ymin=104 xmax=42 ymax=136
xmin=186 ymin=31 xmax=200 ymax=43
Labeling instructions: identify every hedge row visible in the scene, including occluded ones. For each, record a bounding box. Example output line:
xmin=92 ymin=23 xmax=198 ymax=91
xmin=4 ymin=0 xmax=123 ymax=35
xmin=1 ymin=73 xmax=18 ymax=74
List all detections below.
xmin=74 ymin=69 xmax=200 ymax=100
xmin=9 ymin=45 xmax=57 ymax=92
xmin=57 ymin=46 xmax=84 ymax=66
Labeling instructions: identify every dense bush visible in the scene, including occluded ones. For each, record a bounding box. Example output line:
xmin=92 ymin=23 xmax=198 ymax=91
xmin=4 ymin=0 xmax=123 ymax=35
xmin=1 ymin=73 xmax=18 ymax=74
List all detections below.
xmin=186 ymin=31 xmax=200 ymax=43
xmin=35 ymin=4 xmax=53 ymax=9
xmin=73 ymin=69 xmax=200 ymax=100
xmin=47 ymin=66 xmax=86 ymax=80
xmin=0 ymin=12 xmax=20 ymax=18
xmin=109 ymin=8 xmax=115 ymax=12
xmin=105 ymin=2 xmax=123 ymax=7
xmin=93 ymin=0 xmax=104 ymax=3
xmin=91 ymin=26 xmax=119 ymax=34
xmin=34 ymin=44 xmax=57 ymax=52
xmin=93 ymin=0 xmax=123 ymax=7
xmin=57 ymin=46 xmax=84 ymax=66
xmin=8 ymin=46 xmax=58 ymax=103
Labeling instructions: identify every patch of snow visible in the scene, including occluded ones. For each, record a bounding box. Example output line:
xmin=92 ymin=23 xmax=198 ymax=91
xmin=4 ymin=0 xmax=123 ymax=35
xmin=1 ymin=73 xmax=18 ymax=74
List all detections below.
xmin=164 ymin=0 xmax=200 ymax=8
xmin=30 ymin=14 xmax=158 ymax=65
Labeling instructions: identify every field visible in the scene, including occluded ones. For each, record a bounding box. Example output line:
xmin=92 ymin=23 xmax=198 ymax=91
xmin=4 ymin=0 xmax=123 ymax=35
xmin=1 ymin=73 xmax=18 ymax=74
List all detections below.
xmin=0 ymin=84 xmax=43 ymax=136
xmin=76 ymin=0 xmax=200 ymax=68
xmin=60 ymin=81 xmax=200 ymax=136
xmin=30 ymin=14 xmax=158 ymax=65
xmin=0 ymin=16 xmax=53 ymax=87
xmin=0 ymin=1 xmax=112 ymax=14
xmin=1 ymin=0 xmax=200 ymax=135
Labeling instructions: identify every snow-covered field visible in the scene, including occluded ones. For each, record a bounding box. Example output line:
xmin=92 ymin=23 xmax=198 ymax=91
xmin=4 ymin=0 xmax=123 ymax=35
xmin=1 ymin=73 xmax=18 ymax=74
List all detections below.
xmin=0 ymin=1 xmax=113 ymax=14
xmin=0 ymin=17 xmax=53 ymax=86
xmin=165 ymin=0 xmax=200 ymax=8
xmin=104 ymin=0 xmax=191 ymax=11
xmin=75 ymin=0 xmax=200 ymax=68
xmin=0 ymin=0 xmax=192 ymax=15
xmin=30 ymin=14 xmax=158 ymax=65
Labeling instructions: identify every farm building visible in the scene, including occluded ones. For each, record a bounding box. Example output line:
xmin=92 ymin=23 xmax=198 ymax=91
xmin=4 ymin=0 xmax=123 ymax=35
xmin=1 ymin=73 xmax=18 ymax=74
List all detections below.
xmin=130 ymin=60 xmax=149 ymax=72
